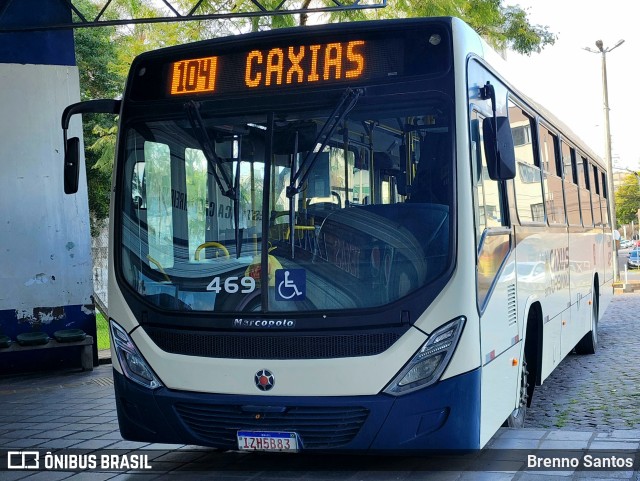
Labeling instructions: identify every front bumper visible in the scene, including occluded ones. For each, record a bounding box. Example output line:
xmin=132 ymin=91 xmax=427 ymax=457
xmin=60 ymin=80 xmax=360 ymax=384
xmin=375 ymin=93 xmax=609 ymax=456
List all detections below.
xmin=113 ymin=366 xmax=481 ymax=452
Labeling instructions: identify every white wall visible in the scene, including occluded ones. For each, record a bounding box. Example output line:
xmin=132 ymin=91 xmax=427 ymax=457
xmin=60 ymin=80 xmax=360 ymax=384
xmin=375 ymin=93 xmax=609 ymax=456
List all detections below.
xmin=0 ymin=63 xmax=92 ymax=317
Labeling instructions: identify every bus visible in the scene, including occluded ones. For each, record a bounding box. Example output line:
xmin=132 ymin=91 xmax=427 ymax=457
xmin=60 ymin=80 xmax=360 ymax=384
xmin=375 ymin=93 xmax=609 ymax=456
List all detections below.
xmin=62 ymin=17 xmax=614 ymax=451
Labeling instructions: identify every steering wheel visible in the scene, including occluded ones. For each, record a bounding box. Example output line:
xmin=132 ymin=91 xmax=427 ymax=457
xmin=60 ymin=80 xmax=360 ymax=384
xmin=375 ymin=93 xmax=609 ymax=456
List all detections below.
xmin=194 ymin=241 xmax=230 ymax=261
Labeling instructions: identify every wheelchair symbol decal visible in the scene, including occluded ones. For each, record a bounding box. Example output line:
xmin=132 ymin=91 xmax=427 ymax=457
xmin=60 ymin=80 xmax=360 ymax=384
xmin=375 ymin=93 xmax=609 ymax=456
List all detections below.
xmin=275 ymin=269 xmax=306 ymax=301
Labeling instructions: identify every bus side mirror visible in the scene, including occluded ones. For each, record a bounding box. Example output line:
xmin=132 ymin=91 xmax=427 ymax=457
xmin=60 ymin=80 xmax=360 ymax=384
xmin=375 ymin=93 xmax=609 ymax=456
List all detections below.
xmin=60 ymin=98 xmax=121 ymax=194
xmin=64 ymin=137 xmax=80 ymax=194
xmin=483 ymin=116 xmax=516 ymax=180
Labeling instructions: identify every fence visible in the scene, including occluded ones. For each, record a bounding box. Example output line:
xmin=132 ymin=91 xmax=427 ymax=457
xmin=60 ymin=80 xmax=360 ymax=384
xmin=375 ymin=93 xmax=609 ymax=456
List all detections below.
xmin=92 ymin=220 xmax=109 ymax=316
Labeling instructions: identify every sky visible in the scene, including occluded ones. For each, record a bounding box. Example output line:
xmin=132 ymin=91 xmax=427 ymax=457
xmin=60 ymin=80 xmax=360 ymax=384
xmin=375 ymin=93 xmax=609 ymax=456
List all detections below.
xmin=504 ymin=0 xmax=639 ymax=173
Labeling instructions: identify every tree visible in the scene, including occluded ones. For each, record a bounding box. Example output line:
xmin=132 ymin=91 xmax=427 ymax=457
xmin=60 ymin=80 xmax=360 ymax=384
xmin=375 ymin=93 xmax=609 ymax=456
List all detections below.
xmin=615 ymin=172 xmax=640 ymax=227
xmin=73 ymin=0 xmax=123 ymax=235
xmin=74 ymin=0 xmax=216 ymax=235
xmin=330 ymin=0 xmax=554 ymax=55
xmin=154 ymin=0 xmax=556 ymax=53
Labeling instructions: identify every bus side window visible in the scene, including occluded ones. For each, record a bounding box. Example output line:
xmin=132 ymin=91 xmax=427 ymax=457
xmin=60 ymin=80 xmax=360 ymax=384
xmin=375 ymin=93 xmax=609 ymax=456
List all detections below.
xmin=539 ymin=125 xmax=565 ymax=225
xmin=508 ymin=100 xmax=544 ymax=223
xmin=472 ymin=113 xmax=510 ymax=308
xmin=590 ymin=163 xmax=602 ymax=225
xmin=600 ymin=170 xmax=610 ymax=226
xmin=563 ymin=142 xmax=581 ymax=226
xmin=471 ymin=111 xmax=505 ymax=243
xmin=579 ymin=155 xmax=593 ymax=227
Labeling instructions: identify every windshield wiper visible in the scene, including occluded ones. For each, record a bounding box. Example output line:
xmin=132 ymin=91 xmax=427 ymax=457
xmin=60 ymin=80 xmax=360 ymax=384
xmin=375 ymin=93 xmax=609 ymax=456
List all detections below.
xmin=284 ymin=87 xmax=363 ymax=257
xmin=286 ymin=87 xmax=363 ymax=199
xmin=185 ymin=101 xmax=243 ymax=257
xmin=185 ymin=101 xmax=236 ymax=199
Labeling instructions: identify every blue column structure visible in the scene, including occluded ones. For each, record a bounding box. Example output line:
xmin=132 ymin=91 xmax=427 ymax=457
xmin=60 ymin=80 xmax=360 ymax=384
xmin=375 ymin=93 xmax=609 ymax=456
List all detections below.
xmin=0 ymin=1 xmax=97 ymax=372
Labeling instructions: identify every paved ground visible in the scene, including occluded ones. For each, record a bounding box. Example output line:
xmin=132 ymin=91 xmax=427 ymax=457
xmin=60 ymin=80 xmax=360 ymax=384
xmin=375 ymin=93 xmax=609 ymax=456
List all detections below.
xmin=526 ymin=293 xmax=640 ymax=431
xmin=0 ymin=294 xmax=639 ymax=480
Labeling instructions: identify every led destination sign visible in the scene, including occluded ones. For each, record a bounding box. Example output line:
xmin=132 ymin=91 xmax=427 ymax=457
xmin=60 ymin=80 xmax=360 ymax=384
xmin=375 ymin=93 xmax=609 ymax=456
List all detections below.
xmin=168 ymin=38 xmax=404 ymax=96
xmin=171 ymin=55 xmax=218 ymax=95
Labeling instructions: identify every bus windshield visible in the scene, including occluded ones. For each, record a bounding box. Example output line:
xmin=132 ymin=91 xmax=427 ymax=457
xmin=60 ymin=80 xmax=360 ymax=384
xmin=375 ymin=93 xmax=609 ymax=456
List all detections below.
xmin=119 ymin=93 xmax=454 ymax=314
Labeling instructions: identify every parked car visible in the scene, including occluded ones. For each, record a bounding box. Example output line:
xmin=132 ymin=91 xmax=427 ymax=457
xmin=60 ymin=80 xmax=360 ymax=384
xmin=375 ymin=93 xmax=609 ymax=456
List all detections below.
xmin=628 ymin=248 xmax=640 ymax=269
xmin=620 ymin=239 xmax=633 ymax=249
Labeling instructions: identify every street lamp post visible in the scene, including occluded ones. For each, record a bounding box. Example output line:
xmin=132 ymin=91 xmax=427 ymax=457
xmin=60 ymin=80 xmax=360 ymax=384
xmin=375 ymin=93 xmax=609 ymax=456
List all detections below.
xmin=584 ymin=39 xmax=624 ymax=282
xmin=631 ymin=170 xmax=640 ymax=240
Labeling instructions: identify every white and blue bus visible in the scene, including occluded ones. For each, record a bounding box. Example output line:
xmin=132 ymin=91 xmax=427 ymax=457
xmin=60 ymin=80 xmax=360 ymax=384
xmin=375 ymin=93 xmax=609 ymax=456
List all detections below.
xmin=63 ymin=16 xmax=613 ymax=451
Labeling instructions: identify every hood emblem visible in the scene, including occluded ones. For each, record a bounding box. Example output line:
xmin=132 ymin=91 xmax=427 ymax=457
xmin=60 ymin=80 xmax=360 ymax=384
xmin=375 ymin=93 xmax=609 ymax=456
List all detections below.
xmin=255 ymin=369 xmax=275 ymax=391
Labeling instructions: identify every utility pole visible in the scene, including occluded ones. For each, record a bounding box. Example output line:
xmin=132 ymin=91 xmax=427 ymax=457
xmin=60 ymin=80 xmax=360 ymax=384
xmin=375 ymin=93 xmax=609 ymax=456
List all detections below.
xmin=584 ymin=39 xmax=624 ymax=281
xmin=633 ymin=171 xmax=640 ymax=238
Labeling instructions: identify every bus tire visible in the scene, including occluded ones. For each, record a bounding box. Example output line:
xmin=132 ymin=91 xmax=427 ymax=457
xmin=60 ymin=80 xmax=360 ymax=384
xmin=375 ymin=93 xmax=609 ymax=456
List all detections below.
xmin=575 ymin=287 xmax=599 ymax=355
xmin=505 ymin=355 xmax=528 ymax=428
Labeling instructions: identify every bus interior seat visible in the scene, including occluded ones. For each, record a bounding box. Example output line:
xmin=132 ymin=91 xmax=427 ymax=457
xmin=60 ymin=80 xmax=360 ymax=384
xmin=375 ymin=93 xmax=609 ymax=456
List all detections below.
xmin=373 ymin=151 xmax=401 ymax=174
xmin=409 ymin=133 xmax=452 ymax=206
xmin=374 ymin=151 xmax=404 ymax=196
xmin=319 ymin=203 xmax=450 ymax=283
xmin=364 ymin=204 xmax=449 ymax=277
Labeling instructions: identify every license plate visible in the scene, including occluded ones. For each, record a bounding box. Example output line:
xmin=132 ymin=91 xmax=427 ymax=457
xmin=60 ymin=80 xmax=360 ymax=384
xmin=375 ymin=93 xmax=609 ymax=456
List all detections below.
xmin=237 ymin=431 xmax=300 ymax=452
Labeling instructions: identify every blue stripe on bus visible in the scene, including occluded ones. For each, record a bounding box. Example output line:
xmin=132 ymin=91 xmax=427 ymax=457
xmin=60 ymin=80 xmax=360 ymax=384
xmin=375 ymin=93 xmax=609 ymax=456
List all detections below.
xmin=113 ymin=366 xmax=481 ymax=451
xmin=0 ymin=0 xmax=75 ymax=66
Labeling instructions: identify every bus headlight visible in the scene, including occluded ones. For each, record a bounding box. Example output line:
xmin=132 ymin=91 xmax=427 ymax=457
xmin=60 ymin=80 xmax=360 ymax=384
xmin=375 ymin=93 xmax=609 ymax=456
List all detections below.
xmin=110 ymin=320 xmax=163 ymax=390
xmin=384 ymin=317 xmax=465 ymax=396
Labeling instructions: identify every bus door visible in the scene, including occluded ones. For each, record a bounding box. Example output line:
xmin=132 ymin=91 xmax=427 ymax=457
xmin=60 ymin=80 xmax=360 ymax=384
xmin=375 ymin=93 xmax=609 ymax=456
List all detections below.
xmin=470 ymin=104 xmax=520 ymax=444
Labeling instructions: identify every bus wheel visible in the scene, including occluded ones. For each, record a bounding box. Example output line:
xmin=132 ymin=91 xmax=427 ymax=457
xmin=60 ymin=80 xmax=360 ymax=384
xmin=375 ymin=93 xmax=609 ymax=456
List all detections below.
xmin=575 ymin=290 xmax=599 ymax=354
xmin=506 ymin=357 xmax=529 ymax=428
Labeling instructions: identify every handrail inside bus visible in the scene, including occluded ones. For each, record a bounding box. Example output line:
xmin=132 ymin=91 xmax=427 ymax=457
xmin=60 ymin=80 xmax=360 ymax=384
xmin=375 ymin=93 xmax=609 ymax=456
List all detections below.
xmin=284 ymin=87 xmax=363 ymax=257
xmin=184 ymin=100 xmax=243 ymax=257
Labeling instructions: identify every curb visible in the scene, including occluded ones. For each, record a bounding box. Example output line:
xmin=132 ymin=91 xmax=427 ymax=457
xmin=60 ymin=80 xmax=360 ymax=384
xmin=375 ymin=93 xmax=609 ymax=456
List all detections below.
xmin=613 ymin=281 xmax=640 ymax=294
xmin=98 ymin=349 xmax=112 ymax=365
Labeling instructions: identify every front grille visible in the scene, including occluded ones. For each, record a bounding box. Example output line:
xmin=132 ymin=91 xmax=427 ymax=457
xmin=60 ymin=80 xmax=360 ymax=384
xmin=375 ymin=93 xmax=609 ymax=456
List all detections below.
xmin=175 ymin=403 xmax=369 ymax=449
xmin=145 ymin=327 xmax=401 ymax=359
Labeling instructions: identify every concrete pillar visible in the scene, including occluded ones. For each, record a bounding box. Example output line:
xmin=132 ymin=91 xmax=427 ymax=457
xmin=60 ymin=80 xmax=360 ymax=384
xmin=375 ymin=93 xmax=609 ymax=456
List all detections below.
xmin=0 ymin=0 xmax=96 ymax=372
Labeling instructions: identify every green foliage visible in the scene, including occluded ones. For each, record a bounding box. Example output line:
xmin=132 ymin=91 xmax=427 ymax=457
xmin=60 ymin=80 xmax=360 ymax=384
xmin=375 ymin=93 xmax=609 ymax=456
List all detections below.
xmin=95 ymin=311 xmax=111 ymax=351
xmin=497 ymin=5 xmax=556 ymax=54
xmin=73 ymin=16 xmax=121 ymax=100
xmin=86 ymin=166 xmax=111 ymax=236
xmin=89 ymin=124 xmax=118 ymax=173
xmin=615 ymin=173 xmax=640 ymax=226
xmin=329 ymin=0 xmax=555 ymax=55
xmin=74 ymin=0 xmax=123 ymax=235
